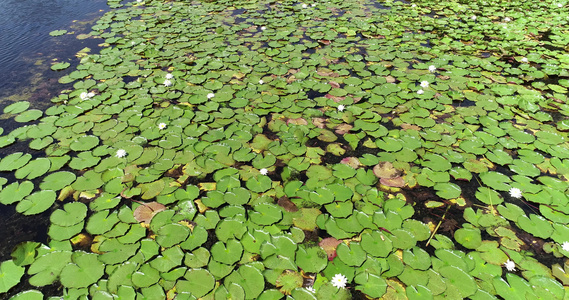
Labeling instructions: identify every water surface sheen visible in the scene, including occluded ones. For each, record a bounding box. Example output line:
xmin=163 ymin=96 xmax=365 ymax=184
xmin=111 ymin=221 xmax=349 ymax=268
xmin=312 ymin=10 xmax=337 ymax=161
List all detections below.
xmin=0 ymin=0 xmax=107 ymax=94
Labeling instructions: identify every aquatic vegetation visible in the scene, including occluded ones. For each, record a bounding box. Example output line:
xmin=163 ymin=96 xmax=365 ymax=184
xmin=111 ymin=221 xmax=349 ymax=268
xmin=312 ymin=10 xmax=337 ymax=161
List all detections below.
xmin=1 ymin=0 xmax=569 ymax=298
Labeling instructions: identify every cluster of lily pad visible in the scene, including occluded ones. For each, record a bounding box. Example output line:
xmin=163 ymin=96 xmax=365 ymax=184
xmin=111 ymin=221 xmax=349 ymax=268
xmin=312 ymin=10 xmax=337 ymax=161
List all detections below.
xmin=2 ymin=0 xmax=569 ymax=298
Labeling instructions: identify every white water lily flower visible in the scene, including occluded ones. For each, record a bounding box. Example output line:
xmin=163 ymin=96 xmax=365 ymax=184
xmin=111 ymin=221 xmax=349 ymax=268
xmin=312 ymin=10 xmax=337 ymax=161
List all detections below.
xmin=163 ymin=79 xmax=172 ymax=87
xmin=302 ymin=3 xmax=308 ymax=8
xmin=115 ymin=149 xmax=127 ymax=158
xmin=509 ymin=187 xmax=522 ymax=199
xmin=158 ymin=123 xmax=167 ymax=130
xmin=558 ymin=3 xmax=563 ymax=7
xmin=306 ymin=286 xmax=315 ymax=293
xmin=504 ymin=259 xmax=516 ymax=271
xmin=260 ymin=168 xmax=268 ymax=175
xmin=521 ymin=57 xmax=528 ymax=63
xmin=259 ymin=79 xmax=264 ymax=84
xmin=207 ymin=93 xmax=215 ymax=99
xmin=261 ymin=26 xmax=267 ymax=31
xmin=338 ymin=105 xmax=345 ymax=112
xmin=412 ymin=4 xmax=417 ymax=7
xmin=420 ymin=81 xmax=429 ymax=88
xmin=471 ymin=15 xmax=477 ymax=20
xmin=504 ymin=17 xmax=511 ymax=22
xmin=311 ymin=3 xmax=316 ymax=6
xmin=331 ymin=273 xmax=348 ymax=288
xmin=87 ymin=92 xmax=95 ymax=98
xmin=562 ymin=241 xmax=569 ymax=251
xmin=428 ymin=65 xmax=436 ymax=72
xmin=417 ymin=89 xmax=424 ymax=95
xmin=165 ymin=73 xmax=173 ymax=79
xmin=80 ymin=92 xmax=89 ymax=100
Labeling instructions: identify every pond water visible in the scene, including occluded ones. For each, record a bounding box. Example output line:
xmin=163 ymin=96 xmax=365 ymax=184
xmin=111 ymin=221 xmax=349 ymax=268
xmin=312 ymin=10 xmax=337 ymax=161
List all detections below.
xmin=0 ymin=0 xmax=108 ymax=100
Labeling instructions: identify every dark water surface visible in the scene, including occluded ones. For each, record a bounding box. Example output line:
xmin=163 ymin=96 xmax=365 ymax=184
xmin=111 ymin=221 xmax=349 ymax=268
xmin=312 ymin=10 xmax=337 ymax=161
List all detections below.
xmin=0 ymin=0 xmax=109 ymax=100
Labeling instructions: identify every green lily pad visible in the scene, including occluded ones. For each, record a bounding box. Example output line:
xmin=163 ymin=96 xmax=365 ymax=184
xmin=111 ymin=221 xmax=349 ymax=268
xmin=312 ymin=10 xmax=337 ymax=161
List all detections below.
xmin=49 ymin=29 xmax=67 ymax=36
xmin=211 ymin=239 xmax=243 ymax=265
xmin=224 ymin=264 xmax=265 ymax=299
xmin=336 ymin=242 xmax=366 ymax=267
xmin=434 ymin=182 xmax=461 ymax=199
xmin=28 ymin=251 xmax=72 ymax=286
xmin=14 ymin=109 xmax=43 ymax=122
xmin=51 ymin=62 xmax=70 ymax=71
xmin=156 ymin=223 xmax=190 ymax=248
xmin=177 ymin=268 xmax=215 ymax=297
xmin=16 ymin=190 xmax=56 ymax=215
xmin=246 ymin=175 xmax=272 ymax=193
xmin=60 ymin=251 xmax=104 ymax=288
xmin=0 ymin=260 xmax=25 ymax=293
xmin=0 ymin=152 xmax=32 ymax=171
xmin=3 ymin=101 xmax=30 ymax=114
xmin=0 ymin=181 xmax=34 ymax=205
xmin=454 ymin=227 xmax=482 ymax=249
xmin=40 ymin=171 xmax=76 ymax=191
xmin=295 ymin=245 xmax=328 ymax=273
xmin=50 ymin=202 xmax=87 ymax=227
xmin=14 ymin=158 xmax=51 ymax=180
xmin=517 ymin=214 xmax=553 ymax=239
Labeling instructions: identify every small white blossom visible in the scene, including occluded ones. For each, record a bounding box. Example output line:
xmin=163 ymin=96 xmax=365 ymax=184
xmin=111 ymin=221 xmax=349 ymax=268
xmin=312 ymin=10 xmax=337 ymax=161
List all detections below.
xmin=521 ymin=57 xmax=528 ymax=63
xmin=260 ymin=26 xmax=267 ymax=31
xmin=260 ymin=168 xmax=268 ymax=175
xmin=504 ymin=17 xmax=511 ymax=22
xmin=259 ymin=79 xmax=264 ymax=84
xmin=558 ymin=3 xmax=563 ymax=7
xmin=338 ymin=105 xmax=345 ymax=112
xmin=80 ymin=92 xmax=90 ymax=100
xmin=311 ymin=3 xmax=316 ymax=6
xmin=509 ymin=187 xmax=522 ymax=199
xmin=420 ymin=81 xmax=429 ymax=88
xmin=562 ymin=241 xmax=569 ymax=252
xmin=115 ymin=149 xmax=127 ymax=158
xmin=306 ymin=286 xmax=315 ymax=293
xmin=428 ymin=65 xmax=436 ymax=73
xmin=158 ymin=123 xmax=167 ymax=130
xmin=331 ymin=273 xmax=347 ymax=288
xmin=471 ymin=15 xmax=477 ymax=20
xmin=302 ymin=3 xmax=308 ymax=8
xmin=207 ymin=93 xmax=215 ymax=99
xmin=87 ymin=92 xmax=95 ymax=98
xmin=165 ymin=73 xmax=173 ymax=79
xmin=417 ymin=89 xmax=424 ymax=95
xmin=504 ymin=259 xmax=516 ymax=272
xmin=412 ymin=4 xmax=417 ymax=7
xmin=163 ymin=79 xmax=172 ymax=87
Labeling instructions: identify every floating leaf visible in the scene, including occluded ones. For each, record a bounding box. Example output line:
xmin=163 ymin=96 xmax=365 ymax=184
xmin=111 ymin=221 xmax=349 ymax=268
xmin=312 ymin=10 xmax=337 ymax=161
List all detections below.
xmin=133 ymin=202 xmax=167 ymax=223
xmin=60 ymin=252 xmax=104 ymax=288
xmin=0 ymin=260 xmax=25 ymax=293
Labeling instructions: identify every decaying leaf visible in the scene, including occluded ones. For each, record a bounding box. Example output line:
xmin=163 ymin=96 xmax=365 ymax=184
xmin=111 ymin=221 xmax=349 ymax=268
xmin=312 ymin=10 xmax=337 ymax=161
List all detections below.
xmin=133 ymin=201 xmax=167 ymax=223
xmin=319 ymin=237 xmax=342 ymax=260
xmin=373 ymin=161 xmax=402 ymax=179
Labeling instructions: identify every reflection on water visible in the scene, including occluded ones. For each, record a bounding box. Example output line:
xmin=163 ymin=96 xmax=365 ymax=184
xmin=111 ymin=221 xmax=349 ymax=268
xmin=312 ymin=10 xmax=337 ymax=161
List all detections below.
xmin=0 ymin=0 xmax=108 ymax=97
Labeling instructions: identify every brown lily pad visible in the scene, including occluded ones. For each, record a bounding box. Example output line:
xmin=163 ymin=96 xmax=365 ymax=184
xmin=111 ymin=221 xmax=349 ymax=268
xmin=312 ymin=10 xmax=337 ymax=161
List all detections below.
xmin=373 ymin=161 xmax=402 ymax=179
xmin=380 ymin=176 xmax=406 ymax=188
xmin=133 ymin=201 xmax=167 ymax=223
xmin=340 ymin=157 xmax=360 ymax=169
xmin=319 ymin=237 xmax=342 ymax=261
